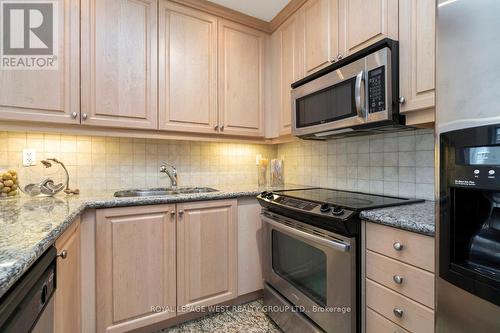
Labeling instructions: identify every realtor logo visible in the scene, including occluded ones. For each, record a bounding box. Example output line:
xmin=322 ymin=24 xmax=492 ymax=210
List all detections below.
xmin=0 ymin=1 xmax=58 ymax=69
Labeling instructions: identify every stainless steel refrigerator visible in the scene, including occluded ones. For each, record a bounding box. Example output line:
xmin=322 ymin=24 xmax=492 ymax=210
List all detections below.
xmin=437 ymin=0 xmax=500 ymax=331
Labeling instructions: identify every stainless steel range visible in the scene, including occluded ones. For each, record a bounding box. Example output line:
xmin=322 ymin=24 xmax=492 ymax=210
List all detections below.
xmin=257 ymin=188 xmax=422 ymax=333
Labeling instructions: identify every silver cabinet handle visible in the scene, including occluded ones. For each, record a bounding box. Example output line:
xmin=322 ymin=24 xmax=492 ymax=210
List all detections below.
xmin=393 ymin=242 xmax=403 ymax=251
xmin=82 ymin=113 xmax=88 ymax=120
xmin=393 ymin=308 xmax=404 ymax=318
xmin=393 ymin=275 xmax=404 ymax=284
xmin=214 ymin=124 xmax=219 ymax=131
xmin=71 ymin=112 xmax=78 ymax=119
xmin=399 ymin=96 xmax=406 ymax=104
xmin=57 ymin=250 xmax=68 ymax=259
xmin=220 ymin=124 xmax=224 ymax=131
xmin=178 ymin=209 xmax=184 ymax=215
xmin=337 ymin=54 xmax=343 ymax=60
xmin=170 ymin=210 xmax=176 ymax=216
xmin=354 ymin=70 xmax=366 ymax=119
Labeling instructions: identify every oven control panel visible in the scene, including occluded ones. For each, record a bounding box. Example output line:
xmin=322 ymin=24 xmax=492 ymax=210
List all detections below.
xmin=368 ymin=66 xmax=386 ymax=113
xmin=258 ymin=192 xmax=355 ymax=220
xmin=273 ymin=196 xmax=318 ymax=210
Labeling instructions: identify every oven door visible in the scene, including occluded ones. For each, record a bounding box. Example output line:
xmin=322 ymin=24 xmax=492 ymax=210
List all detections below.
xmin=262 ymin=212 xmax=356 ymax=333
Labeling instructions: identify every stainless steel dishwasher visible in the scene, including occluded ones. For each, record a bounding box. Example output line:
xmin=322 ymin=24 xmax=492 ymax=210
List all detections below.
xmin=0 ymin=246 xmax=57 ymax=333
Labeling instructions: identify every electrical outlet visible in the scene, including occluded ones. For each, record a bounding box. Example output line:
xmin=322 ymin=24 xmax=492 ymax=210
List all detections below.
xmin=23 ymin=149 xmax=36 ymax=166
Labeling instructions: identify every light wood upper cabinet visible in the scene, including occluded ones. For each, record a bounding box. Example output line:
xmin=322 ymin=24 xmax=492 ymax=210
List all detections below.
xmin=399 ymin=0 xmax=436 ymax=125
xmin=302 ymin=0 xmax=331 ymax=75
xmin=177 ymin=199 xmax=237 ymax=311
xmin=96 ymin=205 xmax=176 ymax=333
xmin=81 ymin=0 xmax=157 ymax=129
xmin=0 ymin=0 xmax=79 ymax=124
xmin=159 ymin=1 xmax=218 ymax=134
xmin=330 ymin=0 xmax=340 ymax=62
xmin=54 ymin=218 xmax=81 ymax=333
xmin=278 ymin=13 xmax=303 ymax=135
xmin=218 ymin=20 xmax=265 ymax=137
xmin=338 ymin=0 xmax=398 ymax=56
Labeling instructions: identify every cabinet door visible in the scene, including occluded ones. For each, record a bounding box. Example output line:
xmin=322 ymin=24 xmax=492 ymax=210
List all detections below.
xmin=237 ymin=198 xmax=263 ymax=296
xmin=339 ymin=0 xmax=398 ymax=56
xmin=218 ymin=20 xmax=265 ymax=137
xmin=399 ymin=0 xmax=435 ymax=125
xmin=302 ymin=0 xmax=331 ymax=75
xmin=54 ymin=219 xmax=81 ymax=333
xmin=159 ymin=1 xmax=218 ymax=134
xmin=96 ymin=205 xmax=176 ymax=333
xmin=177 ymin=199 xmax=237 ymax=311
xmin=81 ymin=0 xmax=157 ymax=129
xmin=0 ymin=0 xmax=79 ymax=124
xmin=330 ymin=0 xmax=340 ymax=63
xmin=278 ymin=14 xmax=303 ymax=135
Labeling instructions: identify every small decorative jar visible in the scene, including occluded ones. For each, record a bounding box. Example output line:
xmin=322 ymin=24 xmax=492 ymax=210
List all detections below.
xmin=270 ymin=159 xmax=284 ymax=186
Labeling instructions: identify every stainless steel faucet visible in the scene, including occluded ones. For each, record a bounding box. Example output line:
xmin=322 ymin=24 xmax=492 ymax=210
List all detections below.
xmin=160 ymin=162 xmax=178 ymax=189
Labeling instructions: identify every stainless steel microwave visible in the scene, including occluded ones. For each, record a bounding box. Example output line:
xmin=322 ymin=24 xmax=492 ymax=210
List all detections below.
xmin=291 ymin=39 xmax=404 ymax=139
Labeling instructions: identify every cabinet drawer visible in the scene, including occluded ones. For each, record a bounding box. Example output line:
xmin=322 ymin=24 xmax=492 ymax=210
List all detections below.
xmin=366 ymin=307 xmax=409 ymax=333
xmin=365 ymin=223 xmax=434 ymax=272
xmin=366 ymin=279 xmax=434 ymax=333
xmin=366 ymin=250 xmax=434 ymax=309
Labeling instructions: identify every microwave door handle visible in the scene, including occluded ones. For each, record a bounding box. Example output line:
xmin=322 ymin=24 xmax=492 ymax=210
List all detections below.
xmin=355 ymin=70 xmax=366 ymax=118
xmin=262 ymin=215 xmax=351 ymax=252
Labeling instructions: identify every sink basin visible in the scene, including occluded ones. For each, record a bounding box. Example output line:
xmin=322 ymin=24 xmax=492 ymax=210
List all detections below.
xmin=113 ymin=187 xmax=218 ymax=197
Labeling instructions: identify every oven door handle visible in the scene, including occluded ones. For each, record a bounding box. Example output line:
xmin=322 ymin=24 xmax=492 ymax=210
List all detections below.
xmin=355 ymin=70 xmax=366 ymax=119
xmin=262 ymin=215 xmax=351 ymax=252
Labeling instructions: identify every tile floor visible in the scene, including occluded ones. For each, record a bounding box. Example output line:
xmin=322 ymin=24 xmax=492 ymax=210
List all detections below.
xmin=158 ymin=300 xmax=281 ymax=333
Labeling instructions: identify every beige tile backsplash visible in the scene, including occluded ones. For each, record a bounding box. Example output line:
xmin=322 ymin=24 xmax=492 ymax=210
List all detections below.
xmin=277 ymin=129 xmax=436 ymax=200
xmin=0 ymin=129 xmax=435 ymax=200
xmin=0 ymin=132 xmax=276 ymax=192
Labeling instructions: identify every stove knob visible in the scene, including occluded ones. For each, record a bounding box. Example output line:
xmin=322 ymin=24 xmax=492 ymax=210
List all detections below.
xmin=260 ymin=191 xmax=268 ymax=197
xmin=265 ymin=193 xmax=274 ymax=200
xmin=332 ymin=206 xmax=344 ymax=216
xmin=320 ymin=203 xmax=331 ymax=213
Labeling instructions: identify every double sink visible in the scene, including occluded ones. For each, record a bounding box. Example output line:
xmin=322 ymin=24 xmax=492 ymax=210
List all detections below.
xmin=114 ymin=187 xmax=218 ymax=198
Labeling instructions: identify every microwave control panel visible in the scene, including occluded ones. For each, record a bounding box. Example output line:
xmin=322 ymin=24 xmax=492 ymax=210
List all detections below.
xmin=368 ymin=66 xmax=386 ymax=113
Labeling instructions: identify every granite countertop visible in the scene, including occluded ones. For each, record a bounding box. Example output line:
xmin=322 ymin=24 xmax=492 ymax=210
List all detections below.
xmin=0 ymin=184 xmax=435 ymax=299
xmin=0 ymin=184 xmax=310 ymax=299
xmin=360 ymin=200 xmax=436 ymax=237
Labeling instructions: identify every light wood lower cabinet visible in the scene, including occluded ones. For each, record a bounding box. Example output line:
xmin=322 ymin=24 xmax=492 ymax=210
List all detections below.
xmin=54 ymin=218 xmax=81 ymax=333
xmin=366 ymin=279 xmax=434 ymax=333
xmin=177 ymin=199 xmax=238 ymax=311
xmin=399 ymin=0 xmax=436 ymax=125
xmin=363 ymin=222 xmax=435 ymax=333
xmin=96 ymin=205 xmax=176 ymax=333
xmin=94 ymin=200 xmax=239 ymax=331
xmin=366 ymin=307 xmax=409 ymax=333
xmin=0 ymin=0 xmax=80 ymax=124
xmin=365 ymin=222 xmax=435 ymax=272
xmin=366 ymin=250 xmax=434 ymax=309
xmin=237 ymin=198 xmax=263 ymax=296
xmin=81 ymin=0 xmax=158 ymax=129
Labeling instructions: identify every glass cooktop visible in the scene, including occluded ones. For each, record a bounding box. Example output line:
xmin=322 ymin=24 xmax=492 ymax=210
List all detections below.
xmin=275 ymin=188 xmax=422 ymax=211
